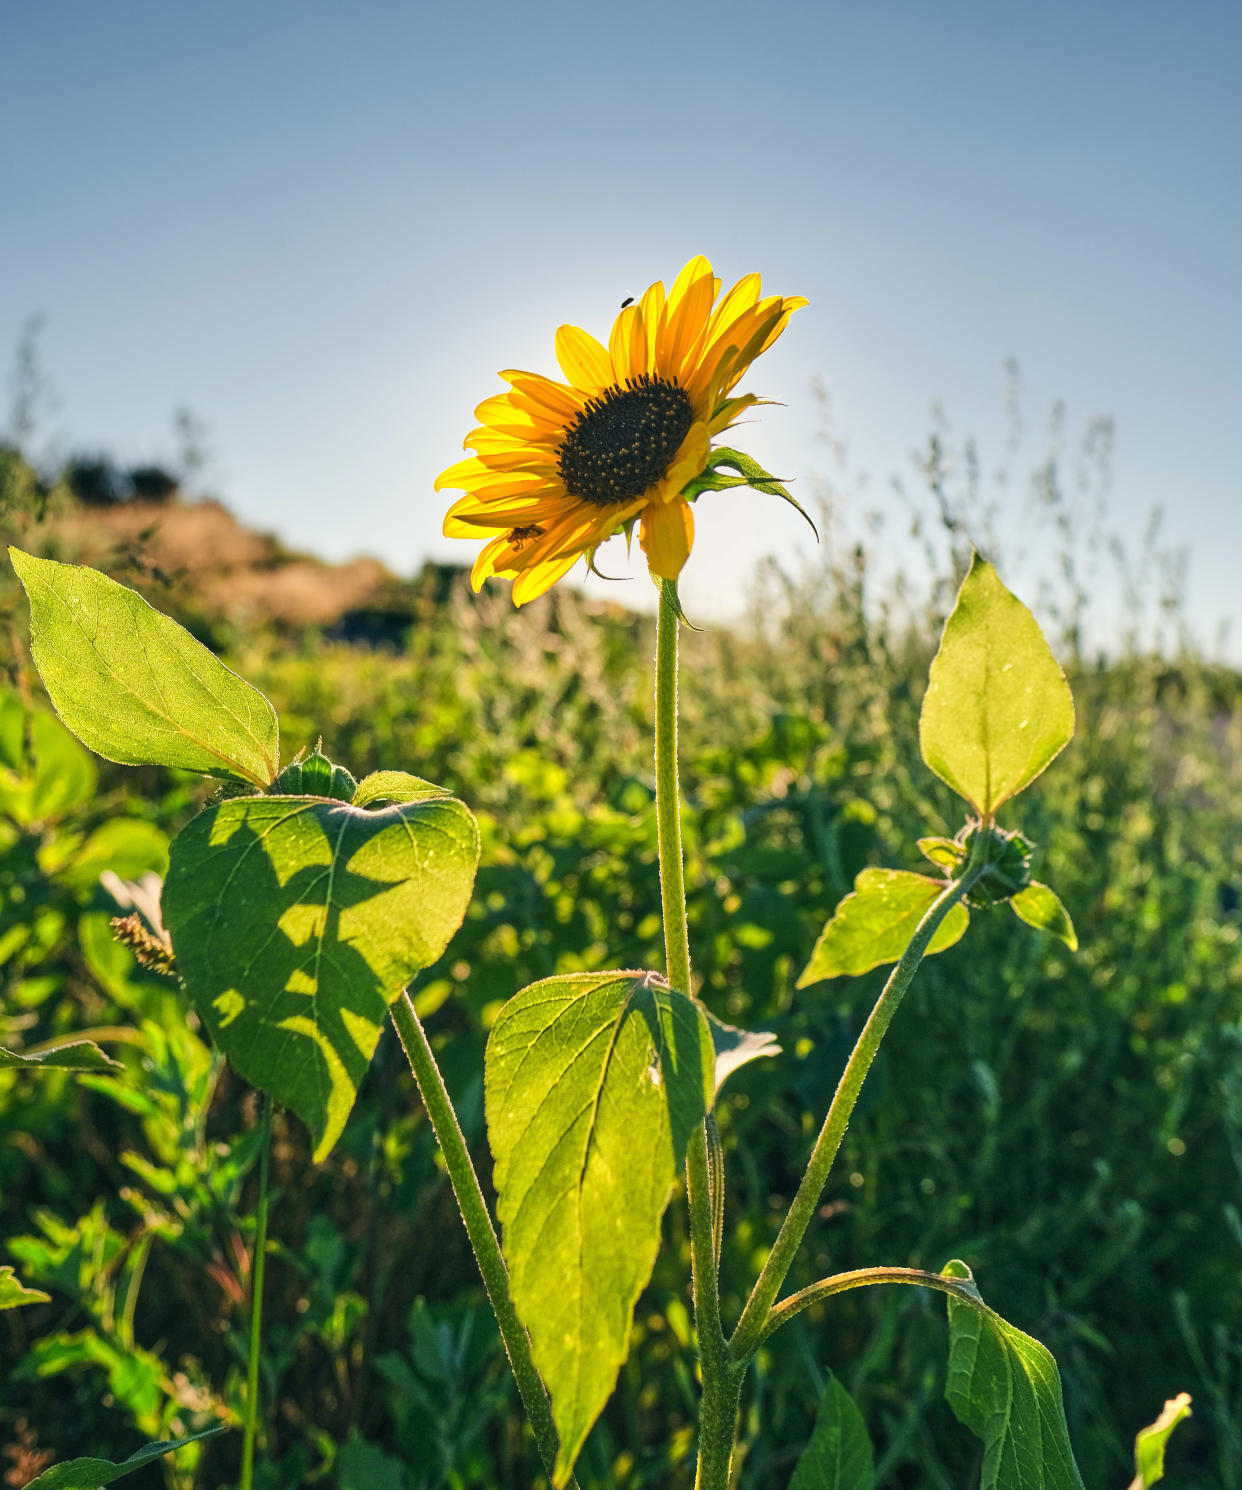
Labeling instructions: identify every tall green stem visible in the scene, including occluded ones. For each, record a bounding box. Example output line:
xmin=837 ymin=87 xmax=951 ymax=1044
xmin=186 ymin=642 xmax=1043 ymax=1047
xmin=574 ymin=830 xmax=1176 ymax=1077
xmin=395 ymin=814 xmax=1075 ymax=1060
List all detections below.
xmin=729 ymin=857 xmax=988 ymax=1362
xmin=389 ymin=992 xmax=576 ymax=1490
xmin=654 ymin=582 xmax=735 ymax=1489
xmin=240 ymin=1096 xmax=272 ymax=1490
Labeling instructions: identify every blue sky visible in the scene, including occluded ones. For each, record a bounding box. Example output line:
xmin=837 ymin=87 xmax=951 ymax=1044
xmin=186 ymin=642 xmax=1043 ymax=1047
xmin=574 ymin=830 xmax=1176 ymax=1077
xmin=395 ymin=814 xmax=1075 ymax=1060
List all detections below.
xmin=3 ymin=1 xmax=1239 ymax=641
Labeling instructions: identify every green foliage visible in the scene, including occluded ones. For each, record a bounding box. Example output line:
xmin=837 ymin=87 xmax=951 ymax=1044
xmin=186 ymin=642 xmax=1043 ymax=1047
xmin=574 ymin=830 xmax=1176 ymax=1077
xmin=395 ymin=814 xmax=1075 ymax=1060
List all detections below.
xmin=0 ymin=1263 xmax=50 ymax=1309
xmin=920 ymin=554 xmax=1074 ymax=815
xmin=1010 ymin=882 xmax=1077 ymax=949
xmin=0 ymin=1039 xmax=120 ymax=1072
xmin=164 ymin=791 xmax=479 ymax=1160
xmin=484 ymin=970 xmax=714 ymax=1484
xmin=1131 ymin=1393 xmax=1192 ymax=1488
xmin=787 ymin=1372 xmax=874 ymax=1490
xmin=942 ymin=1259 xmax=1085 ymax=1490
xmin=10 ymin=548 xmax=280 ymax=786
xmin=25 ymin=1429 xmax=222 ymax=1488
xmin=797 ymin=868 xmax=969 ymax=982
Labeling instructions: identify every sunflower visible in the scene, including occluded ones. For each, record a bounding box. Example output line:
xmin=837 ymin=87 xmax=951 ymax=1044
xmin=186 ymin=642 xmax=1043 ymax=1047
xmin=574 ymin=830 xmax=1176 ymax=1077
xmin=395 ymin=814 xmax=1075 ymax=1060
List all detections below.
xmin=437 ymin=255 xmax=806 ymax=605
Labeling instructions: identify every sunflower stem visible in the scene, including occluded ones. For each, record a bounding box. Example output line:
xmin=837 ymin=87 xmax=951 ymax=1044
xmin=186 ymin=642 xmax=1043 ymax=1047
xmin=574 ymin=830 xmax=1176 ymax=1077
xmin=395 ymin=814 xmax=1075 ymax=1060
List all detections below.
xmin=389 ymin=992 xmax=576 ymax=1490
xmin=655 ymin=581 xmax=735 ymax=1490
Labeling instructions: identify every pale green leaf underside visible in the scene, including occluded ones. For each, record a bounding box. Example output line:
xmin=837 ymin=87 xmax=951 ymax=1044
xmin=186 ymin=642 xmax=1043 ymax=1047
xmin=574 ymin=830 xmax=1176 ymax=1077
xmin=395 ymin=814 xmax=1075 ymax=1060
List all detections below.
xmin=797 ymin=868 xmax=969 ymax=983
xmin=0 ymin=1040 xmax=121 ymax=1072
xmin=10 ymin=548 xmax=279 ymax=786
xmin=700 ymin=1006 xmax=781 ymax=1098
xmin=26 ymin=1428 xmax=223 ymax=1488
xmin=942 ymin=1258 xmax=1086 ymax=1490
xmin=485 ymin=970 xmax=714 ymax=1486
xmin=1131 ymin=1392 xmax=1192 ymax=1488
xmin=0 ymin=1264 xmax=51 ymax=1310
xmin=1010 ymin=882 xmax=1078 ymax=950
xmin=920 ymin=554 xmax=1074 ymax=814
xmin=788 ymin=1371 xmax=875 ymax=1490
xmin=164 ymin=793 xmax=479 ymax=1161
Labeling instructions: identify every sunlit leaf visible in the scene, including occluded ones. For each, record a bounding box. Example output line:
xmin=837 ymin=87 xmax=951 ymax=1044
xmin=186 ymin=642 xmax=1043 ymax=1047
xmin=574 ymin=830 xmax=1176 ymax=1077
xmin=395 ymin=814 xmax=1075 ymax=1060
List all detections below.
xmin=1129 ymin=1392 xmax=1192 ymax=1488
xmin=164 ymin=792 xmax=479 ymax=1160
xmin=353 ymin=770 xmax=452 ymax=806
xmin=700 ymin=1006 xmax=780 ymax=1097
xmin=0 ymin=705 xmax=96 ymax=827
xmin=0 ymin=1040 xmax=121 ymax=1072
xmin=942 ymin=1258 xmax=1085 ymax=1490
xmin=485 ymin=970 xmax=714 ymax=1485
xmin=1010 ymin=882 xmax=1078 ymax=950
xmin=25 ymin=1428 xmax=223 ymax=1488
xmin=10 ymin=548 xmax=280 ymax=786
xmin=920 ymin=555 xmax=1074 ymax=814
xmin=0 ymin=1265 xmax=50 ymax=1310
xmin=917 ymin=835 xmax=966 ymax=871
xmin=788 ymin=1371 xmax=875 ymax=1490
xmin=797 ymin=868 xmax=969 ymax=984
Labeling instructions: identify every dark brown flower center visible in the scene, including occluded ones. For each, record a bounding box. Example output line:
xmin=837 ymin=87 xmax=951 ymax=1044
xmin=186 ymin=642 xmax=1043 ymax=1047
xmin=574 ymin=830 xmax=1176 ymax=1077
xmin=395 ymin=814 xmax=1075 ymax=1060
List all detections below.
xmin=557 ymin=375 xmax=694 ymax=507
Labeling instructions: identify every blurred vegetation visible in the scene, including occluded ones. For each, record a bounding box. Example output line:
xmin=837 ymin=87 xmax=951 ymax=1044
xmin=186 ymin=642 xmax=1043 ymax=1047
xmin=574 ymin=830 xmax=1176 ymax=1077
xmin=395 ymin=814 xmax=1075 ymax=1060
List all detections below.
xmin=1 ymin=382 xmax=1239 ymax=1489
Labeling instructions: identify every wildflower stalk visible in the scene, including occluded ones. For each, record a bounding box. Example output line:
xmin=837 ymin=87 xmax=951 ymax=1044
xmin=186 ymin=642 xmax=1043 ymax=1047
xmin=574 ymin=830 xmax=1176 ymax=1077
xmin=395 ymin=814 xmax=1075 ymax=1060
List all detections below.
xmin=728 ymin=849 xmax=989 ymax=1363
xmin=654 ymin=582 xmax=742 ymax=1490
xmin=389 ymin=992 xmax=576 ymax=1490
xmin=240 ymin=1095 xmax=272 ymax=1490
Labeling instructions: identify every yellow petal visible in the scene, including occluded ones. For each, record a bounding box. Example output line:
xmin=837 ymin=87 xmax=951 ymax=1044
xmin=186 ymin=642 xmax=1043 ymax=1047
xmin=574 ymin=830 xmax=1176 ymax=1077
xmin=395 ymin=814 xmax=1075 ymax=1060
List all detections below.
xmin=512 ymin=549 xmax=583 ymax=605
xmin=638 ymin=278 xmax=666 ymax=368
xmin=608 ymin=303 xmax=646 ymax=383
xmin=708 ymin=393 xmax=759 ymax=435
xmin=554 ymin=324 xmax=613 ymax=392
xmin=658 ymin=421 xmax=711 ymax=501
xmin=473 ymin=393 xmax=553 ymax=437
xmin=639 ymin=498 xmax=694 ymax=581
xmin=499 ymin=369 xmax=586 ymax=421
xmin=657 ymin=257 xmax=716 ymax=382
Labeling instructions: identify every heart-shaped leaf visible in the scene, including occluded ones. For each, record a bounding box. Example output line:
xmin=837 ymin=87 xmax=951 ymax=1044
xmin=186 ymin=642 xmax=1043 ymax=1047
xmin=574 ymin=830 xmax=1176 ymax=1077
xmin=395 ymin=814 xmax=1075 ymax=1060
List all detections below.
xmin=788 ymin=1371 xmax=875 ymax=1490
xmin=797 ymin=868 xmax=970 ymax=984
xmin=164 ymin=792 xmax=478 ymax=1160
xmin=10 ymin=548 xmax=279 ymax=787
xmin=920 ymin=555 xmax=1074 ymax=815
xmin=942 ymin=1258 xmax=1085 ymax=1490
xmin=485 ymin=970 xmax=714 ymax=1486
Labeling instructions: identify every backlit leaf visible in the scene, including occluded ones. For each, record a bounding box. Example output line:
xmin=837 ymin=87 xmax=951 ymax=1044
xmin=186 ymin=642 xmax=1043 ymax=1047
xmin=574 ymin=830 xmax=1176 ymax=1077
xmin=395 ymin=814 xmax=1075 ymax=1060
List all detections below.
xmin=10 ymin=548 xmax=280 ymax=787
xmin=797 ymin=868 xmax=969 ymax=984
xmin=485 ymin=970 xmax=714 ymax=1485
xmin=920 ymin=555 xmax=1074 ymax=814
xmin=700 ymin=1006 xmax=781 ymax=1097
xmin=788 ymin=1371 xmax=875 ymax=1490
xmin=163 ymin=792 xmax=478 ymax=1160
xmin=0 ymin=1265 xmax=51 ymax=1310
xmin=942 ymin=1258 xmax=1085 ymax=1490
xmin=1011 ymin=882 xmax=1078 ymax=950
xmin=25 ymin=1428 xmax=223 ymax=1488
xmin=1130 ymin=1392 xmax=1192 ymax=1488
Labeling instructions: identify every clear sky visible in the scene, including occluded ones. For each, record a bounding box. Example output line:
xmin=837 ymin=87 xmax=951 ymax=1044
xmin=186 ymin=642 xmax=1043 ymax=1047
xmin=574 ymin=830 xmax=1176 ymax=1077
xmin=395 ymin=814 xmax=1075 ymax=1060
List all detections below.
xmin=3 ymin=0 xmax=1239 ymax=642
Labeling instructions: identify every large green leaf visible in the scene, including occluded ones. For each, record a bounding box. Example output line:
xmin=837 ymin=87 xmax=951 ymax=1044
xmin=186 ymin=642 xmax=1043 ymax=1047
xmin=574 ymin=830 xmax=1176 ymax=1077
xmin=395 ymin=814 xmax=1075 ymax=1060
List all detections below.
xmin=10 ymin=548 xmax=280 ymax=786
xmin=942 ymin=1259 xmax=1085 ymax=1490
xmin=25 ymin=1428 xmax=223 ymax=1488
xmin=920 ymin=555 xmax=1074 ymax=814
xmin=1130 ymin=1392 xmax=1192 ymax=1488
xmin=163 ymin=792 xmax=479 ymax=1160
xmin=485 ymin=970 xmax=714 ymax=1485
xmin=0 ymin=1264 xmax=51 ymax=1310
xmin=797 ymin=868 xmax=969 ymax=984
xmin=788 ymin=1371 xmax=875 ymax=1490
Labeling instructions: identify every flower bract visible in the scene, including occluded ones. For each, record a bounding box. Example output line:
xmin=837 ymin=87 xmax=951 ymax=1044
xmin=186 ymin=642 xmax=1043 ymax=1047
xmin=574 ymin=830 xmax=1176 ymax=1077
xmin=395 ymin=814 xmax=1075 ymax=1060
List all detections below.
xmin=437 ymin=256 xmax=806 ymax=604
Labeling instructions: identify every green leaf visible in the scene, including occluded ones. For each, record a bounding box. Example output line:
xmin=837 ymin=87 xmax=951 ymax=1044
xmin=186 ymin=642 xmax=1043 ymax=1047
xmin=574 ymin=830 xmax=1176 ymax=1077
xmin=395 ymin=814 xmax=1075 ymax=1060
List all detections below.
xmin=797 ymin=868 xmax=969 ymax=984
xmin=485 ymin=970 xmax=714 ymax=1486
xmin=917 ymin=835 xmax=967 ymax=871
xmin=788 ymin=1371 xmax=875 ymax=1490
xmin=353 ymin=770 xmax=452 ymax=806
xmin=1130 ymin=1392 xmax=1192 ymax=1488
xmin=942 ymin=1258 xmax=1085 ymax=1490
xmin=700 ymin=1006 xmax=781 ymax=1098
xmin=0 ymin=1264 xmax=51 ymax=1310
xmin=25 ymin=1428 xmax=224 ymax=1488
xmin=920 ymin=554 xmax=1074 ymax=814
xmin=10 ymin=548 xmax=280 ymax=786
xmin=163 ymin=793 xmax=479 ymax=1160
xmin=0 ymin=707 xmax=97 ymax=826
xmin=0 ymin=1040 xmax=122 ymax=1072
xmin=1010 ymin=882 xmax=1078 ymax=950
xmin=58 ymin=820 xmax=169 ymax=892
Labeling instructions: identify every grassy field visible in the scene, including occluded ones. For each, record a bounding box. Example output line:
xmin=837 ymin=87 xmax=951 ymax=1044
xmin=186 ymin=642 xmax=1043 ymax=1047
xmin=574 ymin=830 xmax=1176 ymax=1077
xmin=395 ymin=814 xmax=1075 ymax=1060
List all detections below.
xmin=1 ymin=443 xmax=1239 ymax=1487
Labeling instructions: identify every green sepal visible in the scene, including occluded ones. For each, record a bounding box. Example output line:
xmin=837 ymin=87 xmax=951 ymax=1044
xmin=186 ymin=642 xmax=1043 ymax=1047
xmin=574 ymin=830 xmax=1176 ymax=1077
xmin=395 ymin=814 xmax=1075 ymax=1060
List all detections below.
xmin=1010 ymin=881 xmax=1078 ymax=950
xmin=269 ymin=744 xmax=357 ymax=801
xmin=917 ymin=835 xmax=967 ymax=871
xmin=680 ymin=446 xmax=819 ymax=541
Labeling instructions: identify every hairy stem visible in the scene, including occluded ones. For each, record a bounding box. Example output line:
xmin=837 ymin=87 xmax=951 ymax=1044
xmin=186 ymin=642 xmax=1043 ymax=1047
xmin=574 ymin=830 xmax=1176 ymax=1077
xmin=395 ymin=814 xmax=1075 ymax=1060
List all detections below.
xmin=654 ymin=582 xmax=733 ymax=1489
xmin=729 ymin=857 xmax=987 ymax=1362
xmin=240 ymin=1095 xmax=272 ymax=1490
xmin=757 ymin=1265 xmax=983 ymax=1345
xmin=390 ymin=992 xmax=575 ymax=1489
